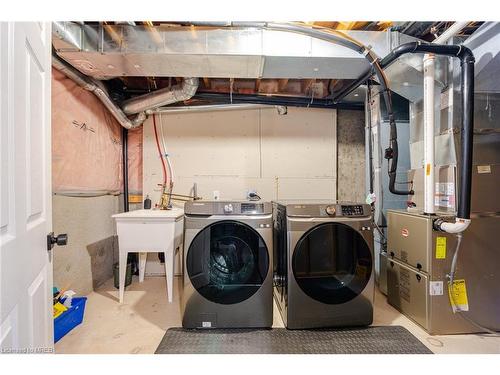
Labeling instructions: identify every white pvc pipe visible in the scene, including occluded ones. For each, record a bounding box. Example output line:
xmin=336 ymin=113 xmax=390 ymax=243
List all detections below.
xmin=432 ymin=22 xmax=469 ymax=44
xmin=440 ymin=218 xmax=471 ymax=234
xmin=423 ymin=54 xmax=436 ymax=214
xmin=421 ymin=22 xmax=470 ymax=217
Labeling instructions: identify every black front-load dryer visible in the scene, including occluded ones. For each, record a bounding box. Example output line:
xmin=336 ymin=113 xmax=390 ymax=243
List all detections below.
xmin=182 ymin=200 xmax=273 ymax=329
xmin=273 ymin=201 xmax=374 ymax=329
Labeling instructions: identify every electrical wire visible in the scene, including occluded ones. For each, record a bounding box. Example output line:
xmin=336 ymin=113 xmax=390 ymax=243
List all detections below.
xmin=152 ymin=114 xmax=167 ymax=186
xmin=248 ymin=192 xmax=261 ymax=201
xmin=373 ymin=221 xmax=387 ymax=243
xmin=447 ymin=233 xmax=500 ymax=336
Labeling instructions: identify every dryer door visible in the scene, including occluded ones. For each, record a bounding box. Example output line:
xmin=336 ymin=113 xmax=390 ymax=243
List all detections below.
xmin=187 ymin=220 xmax=269 ymax=305
xmin=292 ymin=222 xmax=372 ymax=304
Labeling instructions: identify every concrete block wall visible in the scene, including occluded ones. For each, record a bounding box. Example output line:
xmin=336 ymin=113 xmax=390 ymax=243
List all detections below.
xmin=337 ymin=109 xmax=366 ymax=202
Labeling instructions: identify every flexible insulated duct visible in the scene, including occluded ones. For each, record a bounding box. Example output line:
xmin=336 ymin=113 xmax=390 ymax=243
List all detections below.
xmin=52 ymin=54 xmax=146 ymax=129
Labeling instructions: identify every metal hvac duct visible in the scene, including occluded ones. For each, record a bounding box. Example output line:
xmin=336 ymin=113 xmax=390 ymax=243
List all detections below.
xmin=52 ymin=54 xmax=199 ymax=127
xmin=121 ymin=78 xmax=199 ymax=114
xmin=51 ymin=21 xmax=398 ymax=80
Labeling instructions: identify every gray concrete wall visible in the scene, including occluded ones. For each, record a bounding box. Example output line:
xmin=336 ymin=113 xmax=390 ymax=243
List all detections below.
xmin=337 ymin=109 xmax=366 ymax=202
xmin=52 ymin=195 xmax=120 ymax=295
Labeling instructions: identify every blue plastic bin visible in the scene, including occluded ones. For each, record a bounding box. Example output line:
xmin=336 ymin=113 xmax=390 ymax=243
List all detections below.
xmin=54 ymin=297 xmax=87 ymax=343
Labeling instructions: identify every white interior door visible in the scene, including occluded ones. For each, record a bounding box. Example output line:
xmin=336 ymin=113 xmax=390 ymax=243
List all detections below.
xmin=0 ymin=22 xmax=53 ymax=353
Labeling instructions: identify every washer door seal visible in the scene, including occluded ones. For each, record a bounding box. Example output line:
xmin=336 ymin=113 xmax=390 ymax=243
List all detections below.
xmin=187 ymin=220 xmax=269 ymax=305
xmin=292 ymin=222 xmax=372 ymax=305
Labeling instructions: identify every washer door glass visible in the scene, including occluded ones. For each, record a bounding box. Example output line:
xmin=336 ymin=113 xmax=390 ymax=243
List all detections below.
xmin=292 ymin=222 xmax=372 ymax=304
xmin=187 ymin=220 xmax=269 ymax=305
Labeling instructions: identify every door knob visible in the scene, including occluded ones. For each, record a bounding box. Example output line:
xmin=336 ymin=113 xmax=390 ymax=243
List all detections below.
xmin=47 ymin=232 xmax=68 ymax=251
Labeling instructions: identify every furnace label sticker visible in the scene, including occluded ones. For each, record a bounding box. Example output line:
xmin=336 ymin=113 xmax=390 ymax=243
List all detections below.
xmin=426 ymin=163 xmax=431 ymax=176
xmin=429 ymin=281 xmax=444 ymax=296
xmin=448 ymin=279 xmax=469 ymax=312
xmin=435 ymin=182 xmax=455 ymax=209
xmin=435 ymin=237 xmax=447 ymax=259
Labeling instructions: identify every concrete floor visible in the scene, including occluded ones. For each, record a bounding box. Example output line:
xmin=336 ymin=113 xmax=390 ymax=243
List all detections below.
xmin=55 ymin=276 xmax=500 ymax=354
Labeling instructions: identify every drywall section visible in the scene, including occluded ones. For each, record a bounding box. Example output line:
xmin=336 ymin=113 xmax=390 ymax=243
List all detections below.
xmin=142 ymin=106 xmax=337 ymax=275
xmin=337 ymin=109 xmax=366 ymax=202
xmin=143 ymin=107 xmax=337 ymax=204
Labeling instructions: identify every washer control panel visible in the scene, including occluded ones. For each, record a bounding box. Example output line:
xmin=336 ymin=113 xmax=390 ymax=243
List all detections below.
xmin=185 ymin=201 xmax=272 ymax=216
xmin=341 ymin=204 xmax=365 ymax=216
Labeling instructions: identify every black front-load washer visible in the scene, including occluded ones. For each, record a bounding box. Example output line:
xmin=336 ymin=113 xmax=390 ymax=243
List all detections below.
xmin=182 ymin=200 xmax=273 ymax=329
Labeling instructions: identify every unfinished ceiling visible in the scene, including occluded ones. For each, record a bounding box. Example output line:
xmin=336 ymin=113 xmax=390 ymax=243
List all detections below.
xmin=52 ymin=21 xmax=483 ymax=109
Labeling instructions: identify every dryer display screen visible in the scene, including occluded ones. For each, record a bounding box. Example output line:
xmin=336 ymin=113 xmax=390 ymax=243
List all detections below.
xmin=341 ymin=205 xmax=364 ymax=216
xmin=241 ymin=203 xmax=264 ymax=214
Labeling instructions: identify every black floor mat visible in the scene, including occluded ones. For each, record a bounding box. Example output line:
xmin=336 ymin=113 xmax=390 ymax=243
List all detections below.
xmin=155 ymin=326 xmax=432 ymax=354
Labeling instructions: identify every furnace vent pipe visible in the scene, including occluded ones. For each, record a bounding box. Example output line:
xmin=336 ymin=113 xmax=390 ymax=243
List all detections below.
xmin=423 ymin=54 xmax=436 ymax=214
xmin=334 ymin=41 xmax=475 ymax=226
xmin=52 ymin=54 xmax=146 ymax=129
xmin=388 ymin=43 xmax=474 ymax=225
xmin=432 ymin=22 xmax=469 ymax=44
xmin=423 ymin=22 xmax=469 ymax=216
xmin=121 ymin=78 xmax=199 ymax=115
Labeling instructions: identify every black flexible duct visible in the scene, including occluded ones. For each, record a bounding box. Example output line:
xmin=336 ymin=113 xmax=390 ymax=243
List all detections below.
xmin=334 ymin=41 xmax=475 ymax=219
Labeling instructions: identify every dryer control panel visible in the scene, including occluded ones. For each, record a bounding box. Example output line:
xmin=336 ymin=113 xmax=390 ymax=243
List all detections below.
xmin=341 ymin=204 xmax=365 ymax=216
xmin=277 ymin=201 xmax=370 ymax=218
